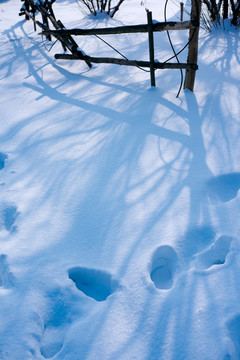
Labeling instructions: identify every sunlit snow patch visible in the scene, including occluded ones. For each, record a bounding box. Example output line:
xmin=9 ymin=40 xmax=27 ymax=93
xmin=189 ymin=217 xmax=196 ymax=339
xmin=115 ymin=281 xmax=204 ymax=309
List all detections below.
xmin=68 ymin=267 xmax=118 ymax=301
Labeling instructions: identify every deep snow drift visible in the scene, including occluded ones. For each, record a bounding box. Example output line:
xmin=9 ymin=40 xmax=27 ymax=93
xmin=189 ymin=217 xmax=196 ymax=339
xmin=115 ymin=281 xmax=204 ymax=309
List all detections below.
xmin=0 ymin=0 xmax=240 ymax=359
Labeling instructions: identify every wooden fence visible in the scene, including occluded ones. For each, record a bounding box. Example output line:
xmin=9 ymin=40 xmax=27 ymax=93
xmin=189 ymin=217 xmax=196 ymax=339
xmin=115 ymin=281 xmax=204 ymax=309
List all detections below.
xmin=19 ymin=0 xmax=201 ymax=91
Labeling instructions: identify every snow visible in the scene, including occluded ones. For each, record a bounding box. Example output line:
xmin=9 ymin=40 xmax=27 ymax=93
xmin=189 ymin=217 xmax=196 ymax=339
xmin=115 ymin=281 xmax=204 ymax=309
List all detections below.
xmin=0 ymin=0 xmax=240 ymax=359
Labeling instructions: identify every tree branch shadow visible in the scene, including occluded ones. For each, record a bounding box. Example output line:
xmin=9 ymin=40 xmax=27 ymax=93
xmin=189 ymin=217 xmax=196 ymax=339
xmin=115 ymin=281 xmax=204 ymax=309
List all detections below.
xmin=1 ymin=15 xmax=239 ymax=360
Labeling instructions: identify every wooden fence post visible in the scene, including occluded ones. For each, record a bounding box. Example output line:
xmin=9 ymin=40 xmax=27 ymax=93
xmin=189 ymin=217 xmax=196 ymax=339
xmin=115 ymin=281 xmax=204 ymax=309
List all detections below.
xmin=184 ymin=0 xmax=201 ymax=92
xmin=25 ymin=1 xmax=30 ymax=20
xmin=21 ymin=1 xmax=200 ymax=93
xmin=147 ymin=10 xmax=156 ymax=87
xmin=180 ymin=2 xmax=184 ymax=21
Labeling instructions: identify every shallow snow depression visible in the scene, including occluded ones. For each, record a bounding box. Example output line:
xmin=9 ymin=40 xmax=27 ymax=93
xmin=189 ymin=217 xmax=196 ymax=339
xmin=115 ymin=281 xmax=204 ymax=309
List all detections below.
xmin=0 ymin=0 xmax=240 ymax=359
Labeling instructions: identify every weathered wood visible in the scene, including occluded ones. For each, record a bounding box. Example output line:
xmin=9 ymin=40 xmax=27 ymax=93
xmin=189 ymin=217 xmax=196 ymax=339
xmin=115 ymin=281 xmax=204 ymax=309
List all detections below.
xmin=180 ymin=2 xmax=184 ymax=21
xmin=21 ymin=0 xmax=200 ymax=93
xmin=22 ymin=0 xmax=92 ymax=68
xmin=147 ymin=11 xmax=156 ymax=87
xmin=24 ymin=11 xmax=71 ymax=49
xmin=37 ymin=3 xmax=92 ymax=68
xmin=184 ymin=0 xmax=201 ymax=91
xmin=42 ymin=12 xmax=51 ymax=40
xmin=40 ymin=20 xmax=194 ymax=37
xmin=25 ymin=0 xmax=71 ymax=41
xmin=55 ymin=53 xmax=198 ymax=70
xmin=25 ymin=1 xmax=30 ymax=20
xmin=23 ymin=9 xmax=39 ymax=27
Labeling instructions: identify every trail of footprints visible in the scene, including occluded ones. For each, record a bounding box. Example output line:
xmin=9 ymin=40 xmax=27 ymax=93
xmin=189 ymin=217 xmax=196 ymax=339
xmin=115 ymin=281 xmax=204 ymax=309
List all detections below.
xmin=0 ymin=152 xmax=18 ymax=291
xmin=150 ymin=171 xmax=240 ymax=290
xmin=1 ymin=155 xmax=239 ymax=356
xmin=0 ymin=152 xmax=119 ymax=358
xmin=32 ymin=171 xmax=240 ymax=358
xmin=42 ymin=229 xmax=234 ymax=358
xmin=150 ymin=231 xmax=234 ymax=291
xmin=0 ymin=152 xmax=18 ymax=233
xmin=40 ymin=268 xmax=118 ymax=359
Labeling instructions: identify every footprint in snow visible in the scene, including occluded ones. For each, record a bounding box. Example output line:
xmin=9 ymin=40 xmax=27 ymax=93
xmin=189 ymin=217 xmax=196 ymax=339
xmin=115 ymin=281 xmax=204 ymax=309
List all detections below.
xmin=0 ymin=205 xmax=18 ymax=233
xmin=0 ymin=153 xmax=7 ymax=171
xmin=68 ymin=267 xmax=118 ymax=301
xmin=0 ymin=254 xmax=14 ymax=288
xmin=40 ymin=289 xmax=74 ymax=359
xmin=206 ymin=173 xmax=240 ymax=202
xmin=193 ymin=235 xmax=233 ymax=270
xmin=150 ymin=246 xmax=177 ymax=290
xmin=40 ymin=269 xmax=118 ymax=358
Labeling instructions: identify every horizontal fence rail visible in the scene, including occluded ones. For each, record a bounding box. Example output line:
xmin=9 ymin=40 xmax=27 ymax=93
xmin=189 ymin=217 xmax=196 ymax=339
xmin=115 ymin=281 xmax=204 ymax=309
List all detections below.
xmin=40 ymin=20 xmax=196 ymax=37
xmin=54 ymin=53 xmax=198 ymax=70
xmin=19 ymin=0 xmax=201 ymax=92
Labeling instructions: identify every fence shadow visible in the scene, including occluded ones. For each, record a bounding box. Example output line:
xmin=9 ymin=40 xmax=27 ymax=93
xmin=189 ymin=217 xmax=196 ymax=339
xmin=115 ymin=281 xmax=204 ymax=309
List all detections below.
xmin=1 ymin=15 xmax=239 ymax=360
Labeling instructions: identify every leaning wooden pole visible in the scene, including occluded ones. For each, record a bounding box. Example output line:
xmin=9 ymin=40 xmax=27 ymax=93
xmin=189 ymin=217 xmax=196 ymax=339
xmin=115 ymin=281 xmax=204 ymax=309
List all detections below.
xmin=184 ymin=0 xmax=201 ymax=92
xmin=25 ymin=1 xmax=30 ymax=20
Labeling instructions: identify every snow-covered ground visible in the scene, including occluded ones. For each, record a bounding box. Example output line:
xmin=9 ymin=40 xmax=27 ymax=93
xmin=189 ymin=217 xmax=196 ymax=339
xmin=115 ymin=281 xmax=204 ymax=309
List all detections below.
xmin=0 ymin=0 xmax=240 ymax=359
